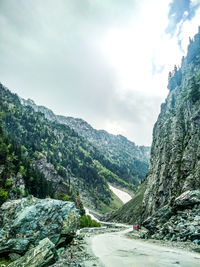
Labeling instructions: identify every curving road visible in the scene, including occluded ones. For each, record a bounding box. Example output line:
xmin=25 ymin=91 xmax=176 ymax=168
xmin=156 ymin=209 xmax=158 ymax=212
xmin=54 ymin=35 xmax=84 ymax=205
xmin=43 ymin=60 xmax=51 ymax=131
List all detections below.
xmin=90 ymin=227 xmax=200 ymax=267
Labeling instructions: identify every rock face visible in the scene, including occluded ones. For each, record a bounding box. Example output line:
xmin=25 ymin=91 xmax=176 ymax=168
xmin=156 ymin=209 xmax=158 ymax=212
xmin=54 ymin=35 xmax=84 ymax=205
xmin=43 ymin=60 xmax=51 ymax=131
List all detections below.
xmin=142 ymin=28 xmax=200 ymax=220
xmin=0 ymin=196 xmax=79 ymax=256
xmin=8 ymin=238 xmax=57 ymax=267
xmin=137 ymin=28 xmax=200 ymax=245
xmin=174 ymin=190 xmax=200 ymax=208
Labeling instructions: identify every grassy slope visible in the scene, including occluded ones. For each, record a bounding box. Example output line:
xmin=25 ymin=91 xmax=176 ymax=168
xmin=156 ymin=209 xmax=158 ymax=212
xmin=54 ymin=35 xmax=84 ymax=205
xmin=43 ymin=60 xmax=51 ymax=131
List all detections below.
xmin=99 ymin=191 xmax=123 ymax=214
xmin=105 ymin=181 xmax=146 ymax=223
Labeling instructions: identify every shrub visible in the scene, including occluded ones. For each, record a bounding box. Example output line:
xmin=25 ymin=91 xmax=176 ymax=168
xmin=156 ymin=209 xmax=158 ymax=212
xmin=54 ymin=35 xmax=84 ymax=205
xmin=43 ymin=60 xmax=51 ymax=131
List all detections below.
xmin=80 ymin=215 xmax=101 ymax=228
xmin=0 ymin=188 xmax=8 ymax=205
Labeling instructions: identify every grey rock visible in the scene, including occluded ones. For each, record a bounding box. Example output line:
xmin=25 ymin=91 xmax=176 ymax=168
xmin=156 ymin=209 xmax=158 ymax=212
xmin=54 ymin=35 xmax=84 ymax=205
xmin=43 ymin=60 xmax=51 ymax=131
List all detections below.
xmin=57 ymin=247 xmax=65 ymax=257
xmin=137 ymin=29 xmax=200 ymax=244
xmin=142 ymin=32 xmax=200 ymax=220
xmin=191 ymin=233 xmax=200 ymax=241
xmin=0 ymin=196 xmax=80 ymax=255
xmin=8 ymin=238 xmax=57 ymax=267
xmin=171 ymin=235 xmax=177 ymax=242
xmin=174 ymin=190 xmax=200 ymax=208
xmin=193 ymin=239 xmax=200 ymax=245
xmin=188 ymin=225 xmax=196 ymax=233
xmin=8 ymin=253 xmax=21 ymax=261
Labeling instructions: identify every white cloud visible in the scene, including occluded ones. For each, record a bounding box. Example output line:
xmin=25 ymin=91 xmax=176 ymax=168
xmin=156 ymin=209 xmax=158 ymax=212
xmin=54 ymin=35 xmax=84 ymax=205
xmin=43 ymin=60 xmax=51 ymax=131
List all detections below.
xmin=1 ymin=0 xmax=200 ymax=146
xmin=178 ymin=7 xmax=200 ymax=52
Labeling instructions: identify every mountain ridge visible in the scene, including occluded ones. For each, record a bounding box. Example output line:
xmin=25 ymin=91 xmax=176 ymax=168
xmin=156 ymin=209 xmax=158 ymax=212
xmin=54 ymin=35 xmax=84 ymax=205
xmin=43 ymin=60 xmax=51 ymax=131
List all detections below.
xmin=20 ymin=97 xmax=150 ymax=185
xmin=0 ymin=83 xmax=150 ymax=214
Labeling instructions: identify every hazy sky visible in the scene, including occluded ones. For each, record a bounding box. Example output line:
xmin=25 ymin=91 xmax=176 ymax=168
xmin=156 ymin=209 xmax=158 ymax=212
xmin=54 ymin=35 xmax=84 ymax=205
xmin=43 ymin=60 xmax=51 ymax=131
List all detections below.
xmin=1 ymin=0 xmax=200 ymax=146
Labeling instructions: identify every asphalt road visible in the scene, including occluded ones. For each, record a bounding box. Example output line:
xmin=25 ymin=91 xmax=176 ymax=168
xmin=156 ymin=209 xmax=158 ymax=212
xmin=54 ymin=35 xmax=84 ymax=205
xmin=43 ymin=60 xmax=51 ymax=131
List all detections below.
xmin=90 ymin=227 xmax=200 ymax=267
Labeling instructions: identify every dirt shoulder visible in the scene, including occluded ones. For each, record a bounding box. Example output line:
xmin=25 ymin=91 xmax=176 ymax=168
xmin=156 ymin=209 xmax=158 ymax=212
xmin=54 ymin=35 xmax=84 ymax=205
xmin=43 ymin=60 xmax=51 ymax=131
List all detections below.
xmin=50 ymin=225 xmax=126 ymax=267
xmin=125 ymin=229 xmax=200 ymax=254
xmin=51 ymin=225 xmax=200 ymax=266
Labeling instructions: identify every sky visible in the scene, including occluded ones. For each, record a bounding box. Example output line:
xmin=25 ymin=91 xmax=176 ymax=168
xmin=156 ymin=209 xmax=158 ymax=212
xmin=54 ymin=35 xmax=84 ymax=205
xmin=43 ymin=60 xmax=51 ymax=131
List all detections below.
xmin=0 ymin=0 xmax=200 ymax=146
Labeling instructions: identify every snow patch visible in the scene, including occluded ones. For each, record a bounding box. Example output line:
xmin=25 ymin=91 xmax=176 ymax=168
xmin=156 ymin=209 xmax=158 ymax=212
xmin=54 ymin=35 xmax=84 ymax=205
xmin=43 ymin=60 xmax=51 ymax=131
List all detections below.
xmin=109 ymin=184 xmax=132 ymax=204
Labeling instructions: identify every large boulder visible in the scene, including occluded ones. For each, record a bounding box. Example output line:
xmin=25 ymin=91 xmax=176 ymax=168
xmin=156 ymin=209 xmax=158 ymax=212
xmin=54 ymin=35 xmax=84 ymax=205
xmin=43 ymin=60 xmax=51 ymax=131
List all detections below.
xmin=0 ymin=196 xmax=80 ymax=256
xmin=8 ymin=238 xmax=57 ymax=267
xmin=174 ymin=190 xmax=200 ymax=208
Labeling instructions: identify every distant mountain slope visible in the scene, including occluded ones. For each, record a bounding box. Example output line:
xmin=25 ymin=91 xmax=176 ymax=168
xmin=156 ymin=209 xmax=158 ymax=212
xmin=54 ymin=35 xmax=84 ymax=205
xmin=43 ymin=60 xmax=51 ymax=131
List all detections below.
xmin=0 ymin=84 xmax=135 ymax=212
xmin=21 ymin=98 xmax=150 ymax=185
xmin=103 ymin=181 xmax=147 ymax=224
xmin=0 ymin=118 xmax=53 ymax=206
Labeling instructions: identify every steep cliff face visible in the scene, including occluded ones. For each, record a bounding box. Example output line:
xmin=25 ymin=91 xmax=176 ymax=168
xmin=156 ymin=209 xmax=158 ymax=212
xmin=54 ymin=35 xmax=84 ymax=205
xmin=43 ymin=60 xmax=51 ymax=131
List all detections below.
xmin=105 ymin=29 xmax=200 ymax=236
xmin=142 ymin=28 xmax=200 ymax=219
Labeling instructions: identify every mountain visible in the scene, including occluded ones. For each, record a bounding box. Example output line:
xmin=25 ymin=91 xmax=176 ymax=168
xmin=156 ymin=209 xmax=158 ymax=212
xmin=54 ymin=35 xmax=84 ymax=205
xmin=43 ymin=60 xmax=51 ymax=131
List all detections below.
xmin=106 ymin=28 xmax=200 ymax=239
xmin=0 ymin=118 xmax=53 ymax=206
xmin=20 ymin=98 xmax=150 ymax=185
xmin=142 ymin=27 xmax=200 ymax=219
xmin=0 ymin=84 xmax=150 ymax=213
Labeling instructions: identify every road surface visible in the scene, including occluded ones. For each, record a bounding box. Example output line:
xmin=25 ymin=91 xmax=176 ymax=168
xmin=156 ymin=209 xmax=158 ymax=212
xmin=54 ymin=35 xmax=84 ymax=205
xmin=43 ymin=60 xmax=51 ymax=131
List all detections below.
xmin=90 ymin=227 xmax=200 ymax=267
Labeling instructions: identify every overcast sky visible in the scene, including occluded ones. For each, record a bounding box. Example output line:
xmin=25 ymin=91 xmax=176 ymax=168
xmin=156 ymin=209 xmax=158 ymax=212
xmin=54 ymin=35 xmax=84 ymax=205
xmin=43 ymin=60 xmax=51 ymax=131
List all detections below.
xmin=1 ymin=0 xmax=200 ymax=146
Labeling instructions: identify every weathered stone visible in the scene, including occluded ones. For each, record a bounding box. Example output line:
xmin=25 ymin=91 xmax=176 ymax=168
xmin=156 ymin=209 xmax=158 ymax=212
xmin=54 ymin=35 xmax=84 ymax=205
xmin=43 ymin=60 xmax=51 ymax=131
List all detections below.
xmin=171 ymin=235 xmax=177 ymax=242
xmin=141 ymin=31 xmax=200 ymax=224
xmin=174 ymin=190 xmax=200 ymax=208
xmin=57 ymin=247 xmax=65 ymax=257
xmin=0 ymin=196 xmax=80 ymax=256
xmin=191 ymin=233 xmax=200 ymax=241
xmin=8 ymin=253 xmax=21 ymax=261
xmin=194 ymin=215 xmax=200 ymax=221
xmin=188 ymin=225 xmax=196 ymax=233
xmin=8 ymin=238 xmax=57 ymax=267
xmin=193 ymin=239 xmax=200 ymax=245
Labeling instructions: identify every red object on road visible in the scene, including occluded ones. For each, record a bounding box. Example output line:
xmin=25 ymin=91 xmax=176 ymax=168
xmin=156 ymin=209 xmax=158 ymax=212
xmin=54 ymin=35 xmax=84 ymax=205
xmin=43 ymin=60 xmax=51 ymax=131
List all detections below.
xmin=133 ymin=224 xmax=140 ymax=230
xmin=70 ymin=252 xmax=73 ymax=259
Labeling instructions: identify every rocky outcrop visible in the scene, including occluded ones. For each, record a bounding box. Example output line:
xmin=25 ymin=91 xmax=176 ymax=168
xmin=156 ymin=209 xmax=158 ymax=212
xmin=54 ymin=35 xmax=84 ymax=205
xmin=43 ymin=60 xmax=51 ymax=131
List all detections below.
xmin=0 ymin=196 xmax=80 ymax=257
xmin=174 ymin=190 xmax=200 ymax=208
xmin=133 ymin=28 xmax=200 ymax=246
xmin=143 ymin=191 xmax=200 ymax=245
xmin=142 ymin=28 xmax=200 ymax=220
xmin=8 ymin=238 xmax=57 ymax=267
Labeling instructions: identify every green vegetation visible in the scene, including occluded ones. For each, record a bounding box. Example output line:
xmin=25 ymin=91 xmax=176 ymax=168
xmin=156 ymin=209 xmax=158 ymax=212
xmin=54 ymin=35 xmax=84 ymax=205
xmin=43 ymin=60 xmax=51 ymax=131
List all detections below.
xmin=106 ymin=181 xmax=147 ymax=224
xmin=0 ymin=258 xmax=11 ymax=266
xmin=99 ymin=191 xmax=123 ymax=213
xmin=94 ymin=160 xmax=136 ymax=192
xmin=188 ymin=76 xmax=200 ymax=103
xmin=56 ymin=193 xmax=71 ymax=201
xmin=0 ymin=188 xmax=8 ymax=205
xmin=168 ymin=65 xmax=182 ymax=91
xmin=0 ymin=83 xmax=137 ymax=210
xmin=0 ymin=110 xmax=53 ymax=205
xmin=80 ymin=214 xmax=101 ymax=228
xmin=91 ymin=140 xmax=149 ymax=186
